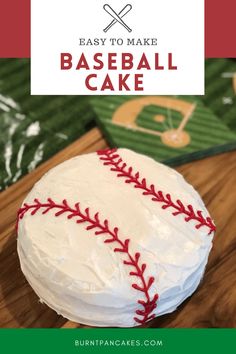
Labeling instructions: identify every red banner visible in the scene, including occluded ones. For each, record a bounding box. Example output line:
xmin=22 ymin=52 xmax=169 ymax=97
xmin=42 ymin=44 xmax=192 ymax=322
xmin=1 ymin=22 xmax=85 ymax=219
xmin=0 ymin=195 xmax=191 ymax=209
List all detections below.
xmin=0 ymin=0 xmax=235 ymax=58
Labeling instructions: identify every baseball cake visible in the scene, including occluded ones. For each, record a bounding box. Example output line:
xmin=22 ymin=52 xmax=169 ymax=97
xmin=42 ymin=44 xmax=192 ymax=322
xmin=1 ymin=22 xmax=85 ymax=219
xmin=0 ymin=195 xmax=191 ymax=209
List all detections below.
xmin=16 ymin=148 xmax=216 ymax=327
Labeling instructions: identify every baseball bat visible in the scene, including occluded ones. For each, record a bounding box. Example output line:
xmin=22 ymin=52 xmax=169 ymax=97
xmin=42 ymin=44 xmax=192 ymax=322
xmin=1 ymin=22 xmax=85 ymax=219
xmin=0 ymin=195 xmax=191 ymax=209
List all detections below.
xmin=103 ymin=4 xmax=132 ymax=32
xmin=103 ymin=4 xmax=132 ymax=33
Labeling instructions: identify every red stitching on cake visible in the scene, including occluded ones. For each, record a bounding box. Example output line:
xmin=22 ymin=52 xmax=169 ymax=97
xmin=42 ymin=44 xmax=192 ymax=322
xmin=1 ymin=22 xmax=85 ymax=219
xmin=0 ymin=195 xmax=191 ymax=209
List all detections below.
xmin=16 ymin=198 xmax=158 ymax=325
xmin=97 ymin=148 xmax=216 ymax=235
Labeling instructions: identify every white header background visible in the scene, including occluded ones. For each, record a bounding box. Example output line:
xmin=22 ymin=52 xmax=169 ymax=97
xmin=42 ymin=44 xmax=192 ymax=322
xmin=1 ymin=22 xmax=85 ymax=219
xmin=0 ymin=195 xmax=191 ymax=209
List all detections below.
xmin=31 ymin=0 xmax=204 ymax=95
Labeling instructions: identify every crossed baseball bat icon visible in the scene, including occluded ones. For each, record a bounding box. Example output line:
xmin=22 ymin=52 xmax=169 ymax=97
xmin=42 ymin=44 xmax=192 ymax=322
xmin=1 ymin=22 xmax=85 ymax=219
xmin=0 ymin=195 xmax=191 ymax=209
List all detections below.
xmin=103 ymin=4 xmax=132 ymax=33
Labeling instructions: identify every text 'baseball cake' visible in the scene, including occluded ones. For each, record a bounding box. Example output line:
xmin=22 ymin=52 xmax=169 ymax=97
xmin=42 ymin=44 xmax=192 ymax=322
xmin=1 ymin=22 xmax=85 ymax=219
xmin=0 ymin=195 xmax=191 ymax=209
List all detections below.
xmin=17 ymin=149 xmax=216 ymax=327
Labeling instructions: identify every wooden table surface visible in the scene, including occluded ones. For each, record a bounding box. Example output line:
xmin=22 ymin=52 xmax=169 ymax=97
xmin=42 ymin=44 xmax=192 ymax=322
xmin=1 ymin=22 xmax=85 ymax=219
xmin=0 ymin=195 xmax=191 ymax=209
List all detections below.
xmin=0 ymin=127 xmax=236 ymax=328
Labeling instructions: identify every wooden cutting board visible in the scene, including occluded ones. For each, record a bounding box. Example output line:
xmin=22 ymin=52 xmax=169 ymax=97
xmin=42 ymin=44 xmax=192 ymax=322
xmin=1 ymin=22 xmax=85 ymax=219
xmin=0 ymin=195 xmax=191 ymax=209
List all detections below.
xmin=0 ymin=127 xmax=236 ymax=328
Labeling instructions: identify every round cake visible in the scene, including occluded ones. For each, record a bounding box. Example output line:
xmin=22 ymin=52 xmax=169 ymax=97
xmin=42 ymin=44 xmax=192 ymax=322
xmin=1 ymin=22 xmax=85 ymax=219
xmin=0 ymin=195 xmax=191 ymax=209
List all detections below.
xmin=17 ymin=148 xmax=215 ymax=327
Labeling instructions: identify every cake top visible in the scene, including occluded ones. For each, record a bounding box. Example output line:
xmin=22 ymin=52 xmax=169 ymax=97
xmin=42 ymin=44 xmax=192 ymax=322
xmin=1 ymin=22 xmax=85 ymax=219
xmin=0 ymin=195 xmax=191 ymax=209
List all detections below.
xmin=17 ymin=148 xmax=215 ymax=327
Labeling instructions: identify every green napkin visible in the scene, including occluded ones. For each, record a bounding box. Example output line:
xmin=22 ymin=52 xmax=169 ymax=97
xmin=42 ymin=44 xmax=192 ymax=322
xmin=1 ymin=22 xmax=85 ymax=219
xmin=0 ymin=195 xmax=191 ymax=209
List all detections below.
xmin=91 ymin=59 xmax=236 ymax=166
xmin=0 ymin=59 xmax=95 ymax=191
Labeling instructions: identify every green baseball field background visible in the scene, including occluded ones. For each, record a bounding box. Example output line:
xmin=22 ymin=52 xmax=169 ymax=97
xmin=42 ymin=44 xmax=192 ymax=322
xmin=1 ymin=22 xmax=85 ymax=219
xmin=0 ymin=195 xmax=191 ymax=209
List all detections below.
xmin=1 ymin=59 xmax=236 ymax=190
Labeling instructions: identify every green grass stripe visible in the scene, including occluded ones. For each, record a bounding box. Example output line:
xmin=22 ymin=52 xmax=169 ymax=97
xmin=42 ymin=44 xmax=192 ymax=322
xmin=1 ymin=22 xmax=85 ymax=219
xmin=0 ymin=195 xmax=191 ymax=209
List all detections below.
xmin=187 ymin=113 xmax=233 ymax=131
xmin=0 ymin=59 xmax=28 ymax=80
xmin=2 ymin=74 xmax=30 ymax=95
xmin=205 ymin=59 xmax=232 ymax=82
xmin=204 ymin=79 xmax=233 ymax=102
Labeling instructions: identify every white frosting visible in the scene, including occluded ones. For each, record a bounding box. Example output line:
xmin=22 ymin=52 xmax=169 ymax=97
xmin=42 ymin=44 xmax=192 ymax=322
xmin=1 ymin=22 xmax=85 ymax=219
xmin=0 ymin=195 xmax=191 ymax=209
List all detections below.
xmin=17 ymin=149 xmax=214 ymax=327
